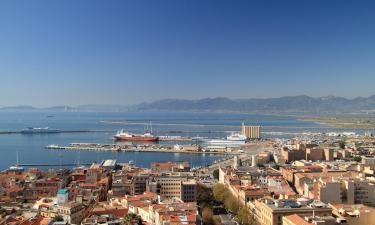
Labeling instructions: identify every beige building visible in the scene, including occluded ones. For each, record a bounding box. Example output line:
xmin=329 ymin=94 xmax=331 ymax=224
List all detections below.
xmin=39 ymin=201 xmax=84 ymax=224
xmin=153 ymin=177 xmax=197 ymax=202
xmin=241 ymin=123 xmax=261 ymax=139
xmin=56 ymin=202 xmax=84 ymax=224
xmin=251 ymin=198 xmax=332 ymax=225
xmin=304 ymin=178 xmax=342 ymax=204
xmin=342 ymin=179 xmax=375 ymax=206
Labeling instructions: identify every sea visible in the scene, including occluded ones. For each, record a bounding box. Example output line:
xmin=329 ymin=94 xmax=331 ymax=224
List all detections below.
xmin=0 ymin=111 xmax=370 ymax=170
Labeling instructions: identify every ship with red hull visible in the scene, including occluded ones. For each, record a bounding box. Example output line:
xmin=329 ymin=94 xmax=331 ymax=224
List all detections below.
xmin=114 ymin=122 xmax=159 ymax=142
xmin=113 ymin=130 xmax=159 ymax=142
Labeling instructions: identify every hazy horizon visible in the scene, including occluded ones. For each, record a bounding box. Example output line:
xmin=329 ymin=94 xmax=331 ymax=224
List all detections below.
xmin=1 ymin=0 xmax=375 ymax=107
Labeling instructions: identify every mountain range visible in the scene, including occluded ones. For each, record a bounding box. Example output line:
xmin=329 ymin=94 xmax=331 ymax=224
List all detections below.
xmin=136 ymin=95 xmax=375 ymax=114
xmin=2 ymin=95 xmax=375 ymax=114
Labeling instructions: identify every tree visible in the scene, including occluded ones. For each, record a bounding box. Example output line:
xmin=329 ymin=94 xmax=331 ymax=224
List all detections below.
xmin=213 ymin=184 xmax=240 ymax=213
xmin=213 ymin=169 xmax=219 ymax=180
xmin=272 ymin=164 xmax=280 ymax=170
xmin=212 ymin=216 xmax=222 ymax=225
xmin=223 ymin=195 xmax=239 ymax=214
xmin=202 ymin=207 xmax=214 ymax=225
xmin=338 ymin=141 xmax=346 ymax=149
xmin=354 ymin=156 xmax=362 ymax=162
xmin=237 ymin=207 xmax=254 ymax=225
xmin=53 ymin=215 xmax=64 ymax=222
xmin=213 ymin=184 xmax=228 ymax=202
xmin=197 ymin=184 xmax=215 ymax=208
xmin=123 ymin=213 xmax=139 ymax=225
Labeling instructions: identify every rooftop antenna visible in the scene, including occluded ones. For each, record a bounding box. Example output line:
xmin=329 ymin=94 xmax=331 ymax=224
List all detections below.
xmin=145 ymin=122 xmax=149 ymax=133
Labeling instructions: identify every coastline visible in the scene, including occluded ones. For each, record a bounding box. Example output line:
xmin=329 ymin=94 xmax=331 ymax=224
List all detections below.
xmin=301 ymin=116 xmax=375 ymax=129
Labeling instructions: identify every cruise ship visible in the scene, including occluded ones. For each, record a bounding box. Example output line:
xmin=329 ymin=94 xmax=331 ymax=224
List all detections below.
xmin=204 ymin=132 xmax=247 ymax=147
xmin=20 ymin=127 xmax=61 ymax=134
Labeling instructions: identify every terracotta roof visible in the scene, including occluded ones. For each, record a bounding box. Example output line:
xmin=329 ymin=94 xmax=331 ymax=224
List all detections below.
xmin=127 ymin=192 xmax=157 ymax=202
xmin=92 ymin=207 xmax=128 ymax=218
xmin=40 ymin=218 xmax=50 ymax=225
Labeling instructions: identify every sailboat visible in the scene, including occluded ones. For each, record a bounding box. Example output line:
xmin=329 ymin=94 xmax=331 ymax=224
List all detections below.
xmin=9 ymin=151 xmax=24 ymax=171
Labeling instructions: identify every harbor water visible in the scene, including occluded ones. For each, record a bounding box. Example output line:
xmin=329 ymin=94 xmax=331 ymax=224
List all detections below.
xmin=0 ymin=111 xmax=366 ymax=170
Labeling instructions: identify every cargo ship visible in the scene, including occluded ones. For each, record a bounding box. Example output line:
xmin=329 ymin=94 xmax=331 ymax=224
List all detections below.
xmin=21 ymin=127 xmax=61 ymax=134
xmin=113 ymin=122 xmax=159 ymax=142
xmin=113 ymin=130 xmax=159 ymax=141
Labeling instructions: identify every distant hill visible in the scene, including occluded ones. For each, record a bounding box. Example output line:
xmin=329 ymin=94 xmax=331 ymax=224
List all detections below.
xmin=0 ymin=105 xmax=36 ymax=111
xmin=135 ymin=95 xmax=375 ymax=114
xmin=76 ymin=104 xmax=132 ymax=112
xmin=0 ymin=104 xmax=132 ymax=112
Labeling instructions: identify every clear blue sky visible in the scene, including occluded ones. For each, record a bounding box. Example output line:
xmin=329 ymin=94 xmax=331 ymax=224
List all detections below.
xmin=1 ymin=0 xmax=375 ymax=107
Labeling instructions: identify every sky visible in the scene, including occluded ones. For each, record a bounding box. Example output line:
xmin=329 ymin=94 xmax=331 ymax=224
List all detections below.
xmin=1 ymin=0 xmax=375 ymax=107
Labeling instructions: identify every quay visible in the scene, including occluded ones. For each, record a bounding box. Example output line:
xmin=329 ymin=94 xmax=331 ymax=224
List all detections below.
xmin=17 ymin=163 xmax=91 ymax=167
xmin=45 ymin=142 xmax=240 ymax=155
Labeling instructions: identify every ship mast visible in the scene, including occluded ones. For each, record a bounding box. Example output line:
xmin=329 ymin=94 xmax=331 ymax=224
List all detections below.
xmin=16 ymin=151 xmax=19 ymax=167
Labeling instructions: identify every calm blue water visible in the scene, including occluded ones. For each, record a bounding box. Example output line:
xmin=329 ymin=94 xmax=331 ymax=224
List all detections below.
xmin=0 ymin=111 xmax=368 ymax=170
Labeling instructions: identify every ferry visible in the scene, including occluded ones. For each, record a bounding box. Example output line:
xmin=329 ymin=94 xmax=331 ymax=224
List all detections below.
xmin=21 ymin=127 xmax=61 ymax=134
